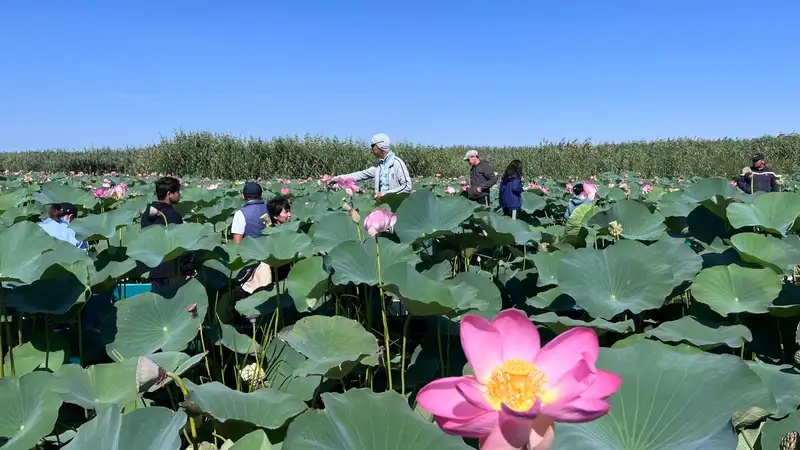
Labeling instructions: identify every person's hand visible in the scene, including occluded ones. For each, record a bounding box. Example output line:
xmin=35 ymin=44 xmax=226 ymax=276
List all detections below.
xmin=476 ymin=187 xmax=482 ymax=193
xmin=374 ymin=192 xmax=384 ymax=199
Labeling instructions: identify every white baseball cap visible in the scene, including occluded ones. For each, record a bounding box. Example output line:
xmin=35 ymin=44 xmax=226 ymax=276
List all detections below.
xmin=371 ymin=133 xmax=391 ymax=151
xmin=463 ymin=150 xmax=478 ymax=160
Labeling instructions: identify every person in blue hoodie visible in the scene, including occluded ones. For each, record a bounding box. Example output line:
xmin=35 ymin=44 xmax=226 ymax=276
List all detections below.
xmin=40 ymin=202 xmax=89 ymax=251
xmin=499 ymin=160 xmax=524 ymax=219
xmin=564 ymin=183 xmax=595 ymax=219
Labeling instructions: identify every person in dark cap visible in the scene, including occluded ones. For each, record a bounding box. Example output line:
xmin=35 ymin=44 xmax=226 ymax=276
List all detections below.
xmin=39 ymin=202 xmax=88 ymax=250
xmin=736 ymin=152 xmax=779 ymax=194
xmin=231 ymin=181 xmax=268 ymax=244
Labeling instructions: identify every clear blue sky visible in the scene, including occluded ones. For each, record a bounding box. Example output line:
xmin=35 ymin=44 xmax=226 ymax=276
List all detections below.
xmin=1 ymin=1 xmax=798 ymax=151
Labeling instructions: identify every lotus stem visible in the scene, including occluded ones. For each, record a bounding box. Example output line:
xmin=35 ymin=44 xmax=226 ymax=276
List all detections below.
xmin=77 ymin=312 xmax=84 ymax=367
xmin=44 ymin=319 xmax=50 ymax=370
xmin=198 ymin=324 xmax=212 ymax=381
xmin=166 ymin=372 xmax=199 ymax=443
xmin=401 ymin=313 xmax=411 ymax=396
xmin=437 ymin=319 xmax=444 ymax=378
xmin=375 ymin=239 xmax=392 ymax=391
xmin=778 ymin=318 xmax=785 ymax=363
xmin=252 ymin=322 xmax=265 ymax=389
xmin=1 ymin=292 xmax=15 ymax=376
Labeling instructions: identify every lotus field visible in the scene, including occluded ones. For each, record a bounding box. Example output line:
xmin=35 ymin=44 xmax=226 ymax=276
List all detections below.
xmin=5 ymin=170 xmax=800 ymax=449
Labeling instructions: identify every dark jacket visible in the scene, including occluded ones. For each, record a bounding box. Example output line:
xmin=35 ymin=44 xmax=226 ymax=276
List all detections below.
xmin=468 ymin=161 xmax=498 ymax=202
xmin=140 ymin=201 xmax=193 ymax=280
xmin=499 ymin=176 xmax=523 ymax=211
xmin=736 ymin=166 xmax=779 ymax=194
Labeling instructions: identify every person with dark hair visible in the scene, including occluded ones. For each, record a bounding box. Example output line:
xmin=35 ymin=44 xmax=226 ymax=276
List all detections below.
xmin=737 ymin=152 xmax=780 ymax=194
xmin=40 ymin=202 xmax=88 ymax=250
xmin=499 ymin=160 xmax=524 ymax=219
xmin=140 ymin=176 xmax=192 ymax=287
xmin=265 ymin=197 xmax=292 ymax=227
xmin=564 ymin=182 xmax=597 ymax=219
xmin=231 ymin=181 xmax=267 ymax=244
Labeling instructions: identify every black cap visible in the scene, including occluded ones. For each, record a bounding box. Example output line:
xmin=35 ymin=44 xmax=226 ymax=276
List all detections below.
xmin=242 ymin=181 xmax=263 ymax=199
xmin=60 ymin=202 xmax=78 ymax=217
xmin=752 ymin=152 xmax=765 ymax=162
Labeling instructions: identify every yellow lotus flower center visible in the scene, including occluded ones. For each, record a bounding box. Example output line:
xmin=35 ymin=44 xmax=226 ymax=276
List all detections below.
xmin=484 ymin=359 xmax=549 ymax=412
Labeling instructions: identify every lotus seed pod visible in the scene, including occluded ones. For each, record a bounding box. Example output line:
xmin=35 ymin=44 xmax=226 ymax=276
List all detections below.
xmin=781 ymin=430 xmax=798 ymax=450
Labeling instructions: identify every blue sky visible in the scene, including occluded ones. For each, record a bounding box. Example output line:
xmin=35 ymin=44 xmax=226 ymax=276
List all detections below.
xmin=1 ymin=1 xmax=798 ymax=151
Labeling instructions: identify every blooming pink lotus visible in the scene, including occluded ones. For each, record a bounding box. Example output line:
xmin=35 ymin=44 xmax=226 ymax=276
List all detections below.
xmin=730 ymin=180 xmax=737 ymax=186
xmin=417 ymin=309 xmax=620 ymax=449
xmin=580 ymin=183 xmax=599 ymax=201
xmin=462 ymin=185 xmax=469 ymax=192
xmin=446 ymin=186 xmax=456 ymax=194
xmin=206 ymin=183 xmax=220 ymax=190
xmin=363 ymin=208 xmax=397 ymax=238
xmin=280 ymin=187 xmax=290 ymax=196
xmin=322 ymin=174 xmax=332 ymax=182
xmin=565 ymin=183 xmax=573 ymax=192
xmin=642 ymin=184 xmax=653 ymax=194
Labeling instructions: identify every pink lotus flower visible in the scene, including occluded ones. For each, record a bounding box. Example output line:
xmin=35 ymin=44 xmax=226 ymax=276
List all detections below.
xmin=364 ymin=208 xmax=397 ymax=238
xmin=257 ymin=176 xmax=263 ymax=181
xmin=580 ymin=183 xmax=599 ymax=201
xmin=417 ymin=309 xmax=620 ymax=449
xmin=446 ymin=186 xmax=456 ymax=194
xmin=460 ymin=180 xmax=467 ymax=185
xmin=337 ymin=178 xmax=356 ymax=189
xmin=565 ymin=183 xmax=573 ymax=192
xmin=677 ymin=178 xmax=684 ymax=183
xmin=436 ymin=173 xmax=442 ymax=177
xmin=322 ymin=174 xmax=332 ymax=182
xmin=102 ymin=179 xmax=111 ymax=188
xmin=207 ymin=183 xmax=220 ymax=190
xmin=109 ymin=183 xmax=127 ymax=200
xmin=280 ymin=187 xmax=290 ymax=196
xmin=540 ymin=187 xmax=549 ymax=194
xmin=462 ymin=185 xmax=469 ymax=192
xmin=642 ymin=184 xmax=653 ymax=194
xmin=92 ymin=188 xmax=107 ymax=198
xmin=730 ymin=180 xmax=737 ymax=186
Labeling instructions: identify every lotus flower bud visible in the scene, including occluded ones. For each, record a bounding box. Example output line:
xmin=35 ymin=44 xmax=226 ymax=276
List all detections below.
xmin=608 ymin=221 xmax=623 ymax=238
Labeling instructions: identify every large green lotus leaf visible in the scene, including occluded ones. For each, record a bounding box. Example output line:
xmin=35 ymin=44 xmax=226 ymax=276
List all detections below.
xmin=53 ymin=362 xmax=139 ymax=409
xmin=761 ymin=411 xmax=800 ymax=449
xmin=3 ymin=332 xmax=69 ymax=375
xmin=234 ymin=290 xmax=293 ymax=319
xmin=726 ymin=192 xmax=800 ymax=233
xmin=691 ymin=264 xmax=782 ymax=316
xmin=285 ymin=256 xmax=330 ymax=312
xmin=328 ymin=238 xmax=417 ymax=286
xmin=35 ymin=182 xmax=98 ymax=209
xmin=381 ymin=264 xmax=495 ymax=316
xmin=553 ymin=339 xmax=776 ymax=449
xmin=178 ymin=187 xmax=221 ymax=206
xmin=557 ymin=240 xmax=676 ymax=319
xmin=283 ymin=389 xmax=471 ymax=450
xmin=120 ymin=351 xmax=206 ymax=393
xmin=105 ymin=279 xmax=208 ymax=359
xmin=237 ymin=232 xmax=314 ymax=267
xmin=126 ymin=222 xmax=220 ymax=268
xmin=262 ymin=338 xmax=322 ymax=402
xmin=644 ymin=316 xmax=752 ymax=349
xmin=474 ymin=211 xmax=541 ymax=246
xmin=183 ymin=380 xmax=307 ymax=429
xmin=747 ymin=362 xmax=800 ymax=418
xmin=309 ymin=211 xmax=363 ymax=253
xmin=525 ymin=286 xmax=577 ymax=311
xmin=192 ymin=196 xmax=241 ymax=224
xmin=70 ymin=209 xmax=137 ymax=241
xmin=657 ymin=191 xmax=697 ymax=218
xmin=564 ymin=203 xmax=599 ymax=244
xmin=63 ymin=405 xmax=186 ymax=450
xmin=277 ymin=315 xmax=379 ymax=379
xmin=5 ymin=262 xmax=89 ymax=314
xmin=394 ymin=189 xmax=477 ymax=242
xmin=730 ymin=232 xmax=800 ymax=275
xmin=588 ymin=199 xmax=667 ymax=241
xmin=530 ymin=312 xmax=634 ymax=335
xmin=521 ymin=191 xmax=547 ymax=213
xmin=89 ymin=248 xmax=138 ymax=288
xmin=0 ymin=188 xmax=28 ymax=212
xmin=0 ymin=221 xmax=56 ymax=283
xmin=222 ymin=430 xmax=275 ymax=449
xmin=0 ymin=371 xmax=63 ymax=450
xmin=0 ymin=204 xmax=46 ymax=227
xmin=681 ymin=177 xmax=744 ymax=204
xmin=530 ymin=250 xmax=568 ymax=287
xmin=649 ymin=238 xmax=703 ymax=285
xmin=211 ymin=322 xmax=260 ymax=355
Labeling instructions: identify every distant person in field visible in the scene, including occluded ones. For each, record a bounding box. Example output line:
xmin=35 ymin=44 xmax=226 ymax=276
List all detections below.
xmin=40 ymin=202 xmax=88 ymax=251
xmin=737 ymin=152 xmax=779 ymax=194
xmin=231 ymin=181 xmax=267 ymax=243
xmin=499 ymin=160 xmax=524 ymax=219
xmin=332 ymin=133 xmax=412 ymax=199
xmin=140 ymin=176 xmax=193 ymax=287
xmin=564 ymin=182 xmax=598 ymax=220
xmin=464 ymin=150 xmax=497 ymax=206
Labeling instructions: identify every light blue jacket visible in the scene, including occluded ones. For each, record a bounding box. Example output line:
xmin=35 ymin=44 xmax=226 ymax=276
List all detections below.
xmin=40 ymin=218 xmax=88 ymax=251
xmin=340 ymin=152 xmax=412 ymax=195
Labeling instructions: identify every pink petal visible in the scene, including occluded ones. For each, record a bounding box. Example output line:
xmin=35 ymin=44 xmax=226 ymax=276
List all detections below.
xmin=491 ymin=309 xmax=540 ymax=362
xmin=368 ymin=227 xmax=378 ymax=238
xmin=541 ymin=397 xmax=612 ymax=423
xmin=436 ymin=411 xmax=499 ymax=438
xmin=460 ymin=315 xmax=504 ymax=384
xmin=480 ymin=410 xmax=539 ymax=449
xmin=501 ymin=397 xmax=541 ymax=420
xmin=455 ymin=377 xmax=493 ymax=411
xmin=534 ymin=328 xmax=599 ymax=381
xmin=581 ymin=370 xmax=622 ymax=400
xmin=417 ymin=377 xmax=485 ymax=420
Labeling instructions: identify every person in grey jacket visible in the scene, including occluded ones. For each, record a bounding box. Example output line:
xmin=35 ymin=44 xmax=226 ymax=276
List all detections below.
xmin=464 ymin=150 xmax=498 ymax=206
xmin=333 ymin=133 xmax=412 ymax=199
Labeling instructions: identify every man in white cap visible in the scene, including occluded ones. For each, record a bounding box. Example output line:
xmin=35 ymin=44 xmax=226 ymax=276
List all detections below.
xmin=332 ymin=133 xmax=412 ymax=199
xmin=464 ymin=150 xmax=497 ymax=206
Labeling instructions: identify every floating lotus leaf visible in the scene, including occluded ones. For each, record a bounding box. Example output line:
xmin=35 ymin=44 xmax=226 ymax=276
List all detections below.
xmin=691 ymin=264 xmax=782 ymax=316
xmin=283 ymin=389 xmax=471 ymax=450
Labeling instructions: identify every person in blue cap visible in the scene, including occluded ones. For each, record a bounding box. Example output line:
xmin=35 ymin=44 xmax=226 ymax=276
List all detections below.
xmin=40 ymin=202 xmax=88 ymax=251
